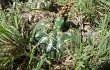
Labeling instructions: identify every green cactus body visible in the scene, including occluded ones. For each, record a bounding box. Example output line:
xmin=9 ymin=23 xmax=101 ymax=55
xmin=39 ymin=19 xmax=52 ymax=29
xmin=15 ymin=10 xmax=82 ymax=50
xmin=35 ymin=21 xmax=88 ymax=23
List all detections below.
xmin=30 ymin=10 xmax=81 ymax=60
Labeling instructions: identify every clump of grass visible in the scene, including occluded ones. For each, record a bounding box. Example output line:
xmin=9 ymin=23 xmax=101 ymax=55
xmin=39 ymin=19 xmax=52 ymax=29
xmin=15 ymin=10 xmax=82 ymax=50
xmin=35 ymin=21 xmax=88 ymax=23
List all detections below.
xmin=0 ymin=3 xmax=29 ymax=70
xmin=73 ymin=14 xmax=110 ymax=70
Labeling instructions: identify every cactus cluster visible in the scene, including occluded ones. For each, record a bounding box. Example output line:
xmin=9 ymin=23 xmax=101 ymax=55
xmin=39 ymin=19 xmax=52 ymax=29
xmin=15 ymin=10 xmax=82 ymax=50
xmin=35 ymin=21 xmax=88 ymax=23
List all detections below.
xmin=28 ymin=2 xmax=80 ymax=60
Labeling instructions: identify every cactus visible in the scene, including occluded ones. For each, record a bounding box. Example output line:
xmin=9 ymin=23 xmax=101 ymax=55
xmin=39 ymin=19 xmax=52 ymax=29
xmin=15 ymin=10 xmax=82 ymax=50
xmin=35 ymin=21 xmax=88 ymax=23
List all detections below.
xmin=29 ymin=2 xmax=81 ymax=61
